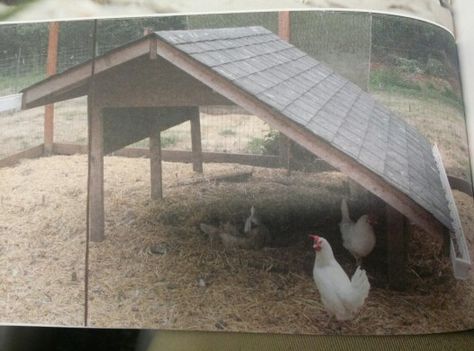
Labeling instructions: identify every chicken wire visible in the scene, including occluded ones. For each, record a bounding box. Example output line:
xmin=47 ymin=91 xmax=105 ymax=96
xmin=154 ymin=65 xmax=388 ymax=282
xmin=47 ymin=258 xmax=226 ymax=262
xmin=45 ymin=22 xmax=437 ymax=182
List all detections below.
xmin=0 ymin=12 xmax=471 ymax=176
xmin=0 ymin=16 xmax=272 ymax=156
xmin=368 ymin=13 xmax=471 ymax=182
xmin=290 ymin=11 xmax=372 ymax=91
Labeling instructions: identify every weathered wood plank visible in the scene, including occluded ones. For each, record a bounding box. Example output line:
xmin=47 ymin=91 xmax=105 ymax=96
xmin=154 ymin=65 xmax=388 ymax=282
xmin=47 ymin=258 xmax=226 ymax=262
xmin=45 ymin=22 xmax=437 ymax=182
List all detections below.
xmin=95 ymin=57 xmax=232 ymax=108
xmin=88 ymin=101 xmax=105 ymax=242
xmin=432 ymin=144 xmax=471 ymax=279
xmin=0 ymin=144 xmax=44 ymax=168
xmin=150 ymin=121 xmax=163 ymax=200
xmin=386 ymin=204 xmax=409 ymax=290
xmin=190 ymin=108 xmax=203 ymax=173
xmin=52 ymin=141 xmax=473 ymax=196
xmin=170 ymin=171 xmax=253 ymax=188
xmin=44 ymin=22 xmax=59 ymax=155
xmin=103 ymin=107 xmax=194 ymax=155
xmin=278 ymin=11 xmax=291 ymax=41
xmin=44 ymin=104 xmax=54 ymax=155
xmin=53 ymin=143 xmax=88 ymax=154
xmin=278 ymin=11 xmax=291 ymax=176
xmin=279 ymin=134 xmax=291 ymax=176
xmin=153 ymin=37 xmax=446 ymax=240
xmin=52 ymin=143 xmax=283 ymax=168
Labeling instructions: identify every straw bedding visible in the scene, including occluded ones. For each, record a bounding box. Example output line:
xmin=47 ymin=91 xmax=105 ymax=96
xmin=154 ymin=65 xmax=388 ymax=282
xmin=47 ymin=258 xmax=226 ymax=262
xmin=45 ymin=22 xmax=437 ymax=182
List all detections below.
xmin=0 ymin=154 xmax=473 ymax=334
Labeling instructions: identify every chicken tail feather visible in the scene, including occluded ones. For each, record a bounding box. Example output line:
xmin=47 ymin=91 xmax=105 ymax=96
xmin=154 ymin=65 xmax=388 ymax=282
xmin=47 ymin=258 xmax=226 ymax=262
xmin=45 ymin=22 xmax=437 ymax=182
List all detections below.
xmin=349 ymin=266 xmax=370 ymax=309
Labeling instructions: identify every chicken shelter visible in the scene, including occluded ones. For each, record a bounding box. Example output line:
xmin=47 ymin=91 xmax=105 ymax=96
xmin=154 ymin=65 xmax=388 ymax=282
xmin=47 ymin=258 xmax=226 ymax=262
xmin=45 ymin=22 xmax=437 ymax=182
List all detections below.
xmin=18 ymin=26 xmax=471 ymax=288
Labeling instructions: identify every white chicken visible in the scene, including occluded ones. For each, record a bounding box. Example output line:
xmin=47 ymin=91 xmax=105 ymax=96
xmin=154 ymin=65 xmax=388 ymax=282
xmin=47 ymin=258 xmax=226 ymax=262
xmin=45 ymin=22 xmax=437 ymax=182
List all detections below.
xmin=339 ymin=198 xmax=376 ymax=266
xmin=309 ymin=235 xmax=370 ymax=321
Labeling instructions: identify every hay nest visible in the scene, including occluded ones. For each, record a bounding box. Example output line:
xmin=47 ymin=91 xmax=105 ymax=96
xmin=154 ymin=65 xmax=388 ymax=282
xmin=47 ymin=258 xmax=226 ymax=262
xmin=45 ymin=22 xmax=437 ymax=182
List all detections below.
xmin=1 ymin=155 xmax=473 ymax=334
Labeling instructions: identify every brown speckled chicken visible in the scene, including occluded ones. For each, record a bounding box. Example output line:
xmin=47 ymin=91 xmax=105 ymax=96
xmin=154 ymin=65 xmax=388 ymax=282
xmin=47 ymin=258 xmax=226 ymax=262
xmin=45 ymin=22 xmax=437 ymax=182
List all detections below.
xmin=199 ymin=206 xmax=271 ymax=250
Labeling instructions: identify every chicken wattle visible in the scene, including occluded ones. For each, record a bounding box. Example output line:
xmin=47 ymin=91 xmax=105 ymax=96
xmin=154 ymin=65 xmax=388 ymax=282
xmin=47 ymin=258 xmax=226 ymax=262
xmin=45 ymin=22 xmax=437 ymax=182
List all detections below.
xmin=309 ymin=235 xmax=370 ymax=321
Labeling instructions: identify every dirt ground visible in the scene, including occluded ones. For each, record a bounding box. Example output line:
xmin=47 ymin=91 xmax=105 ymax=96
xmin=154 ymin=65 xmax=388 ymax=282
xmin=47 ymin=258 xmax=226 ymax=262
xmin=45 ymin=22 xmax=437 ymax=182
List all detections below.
xmin=0 ymin=155 xmax=473 ymax=334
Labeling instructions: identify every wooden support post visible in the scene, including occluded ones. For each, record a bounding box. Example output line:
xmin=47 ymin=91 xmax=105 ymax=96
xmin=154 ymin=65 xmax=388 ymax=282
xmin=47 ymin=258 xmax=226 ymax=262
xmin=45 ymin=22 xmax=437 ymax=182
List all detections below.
xmin=44 ymin=22 xmax=59 ymax=155
xmin=190 ymin=108 xmax=203 ymax=173
xmin=278 ymin=11 xmax=291 ymax=41
xmin=87 ymin=102 xmax=105 ymax=242
xmin=278 ymin=11 xmax=292 ymax=176
xmin=150 ymin=120 xmax=163 ymax=200
xmin=279 ymin=134 xmax=291 ymax=176
xmin=386 ymin=204 xmax=409 ymax=290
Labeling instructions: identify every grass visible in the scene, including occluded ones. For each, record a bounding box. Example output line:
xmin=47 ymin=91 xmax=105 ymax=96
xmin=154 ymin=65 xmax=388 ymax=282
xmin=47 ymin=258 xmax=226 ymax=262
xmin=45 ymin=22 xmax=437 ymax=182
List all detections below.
xmin=370 ymin=69 xmax=421 ymax=91
xmin=246 ymin=137 xmax=265 ymax=155
xmin=218 ymin=128 xmax=237 ymax=136
xmin=0 ymin=72 xmax=46 ymax=95
xmin=369 ymin=69 xmax=464 ymax=113
xmin=161 ymin=133 xmax=180 ymax=148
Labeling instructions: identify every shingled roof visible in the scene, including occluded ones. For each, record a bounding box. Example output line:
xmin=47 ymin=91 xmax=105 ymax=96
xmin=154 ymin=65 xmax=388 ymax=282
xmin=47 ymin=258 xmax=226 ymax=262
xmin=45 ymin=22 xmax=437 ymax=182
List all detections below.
xmin=155 ymin=26 xmax=453 ymax=230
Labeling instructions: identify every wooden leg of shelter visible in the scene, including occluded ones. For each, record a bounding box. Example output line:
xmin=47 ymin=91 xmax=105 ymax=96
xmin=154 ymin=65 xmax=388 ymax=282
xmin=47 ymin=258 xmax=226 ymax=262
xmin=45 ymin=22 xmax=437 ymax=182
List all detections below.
xmin=190 ymin=109 xmax=203 ymax=173
xmin=150 ymin=120 xmax=163 ymax=200
xmin=88 ymin=105 xmax=105 ymax=242
xmin=44 ymin=104 xmax=54 ymax=155
xmin=279 ymin=133 xmax=291 ymax=176
xmin=386 ymin=204 xmax=409 ymax=290
xmin=441 ymin=228 xmax=451 ymax=257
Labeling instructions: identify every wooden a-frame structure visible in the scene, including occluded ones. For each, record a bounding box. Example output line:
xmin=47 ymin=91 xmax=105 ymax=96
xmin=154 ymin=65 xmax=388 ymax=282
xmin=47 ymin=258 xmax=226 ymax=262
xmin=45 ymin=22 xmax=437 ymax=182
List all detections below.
xmin=20 ymin=27 xmax=470 ymax=287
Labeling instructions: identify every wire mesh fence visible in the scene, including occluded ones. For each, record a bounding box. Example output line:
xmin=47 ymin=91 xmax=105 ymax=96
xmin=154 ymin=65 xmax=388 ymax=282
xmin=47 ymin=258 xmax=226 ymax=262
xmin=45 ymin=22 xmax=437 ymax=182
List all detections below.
xmin=368 ymin=14 xmax=470 ymax=182
xmin=0 ymin=11 xmax=470 ymax=182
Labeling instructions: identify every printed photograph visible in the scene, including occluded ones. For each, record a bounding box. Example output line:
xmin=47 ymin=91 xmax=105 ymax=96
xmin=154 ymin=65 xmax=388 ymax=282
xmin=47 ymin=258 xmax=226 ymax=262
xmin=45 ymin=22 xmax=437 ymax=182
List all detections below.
xmin=0 ymin=9 xmax=472 ymax=335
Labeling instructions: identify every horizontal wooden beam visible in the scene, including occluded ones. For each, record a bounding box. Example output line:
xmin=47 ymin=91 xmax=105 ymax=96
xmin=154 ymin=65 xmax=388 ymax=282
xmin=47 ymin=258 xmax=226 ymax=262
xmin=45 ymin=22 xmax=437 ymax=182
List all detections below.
xmin=53 ymin=143 xmax=88 ymax=154
xmin=153 ymin=37 xmax=447 ymax=240
xmin=52 ymin=142 xmax=281 ymax=168
xmin=4 ymin=143 xmax=469 ymax=196
xmin=0 ymin=144 xmax=44 ymax=168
